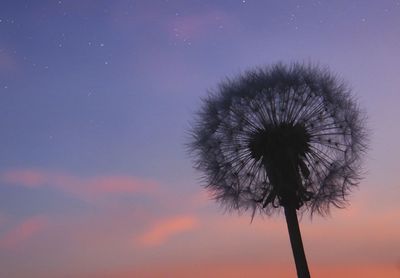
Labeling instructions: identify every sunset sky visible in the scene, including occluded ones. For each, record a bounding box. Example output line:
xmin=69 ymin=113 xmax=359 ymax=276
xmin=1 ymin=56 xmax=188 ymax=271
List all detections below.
xmin=1 ymin=1 xmax=400 ymax=277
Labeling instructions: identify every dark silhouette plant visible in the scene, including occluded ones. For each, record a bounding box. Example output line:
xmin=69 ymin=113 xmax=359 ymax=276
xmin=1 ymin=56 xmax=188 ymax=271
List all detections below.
xmin=188 ymin=63 xmax=367 ymax=278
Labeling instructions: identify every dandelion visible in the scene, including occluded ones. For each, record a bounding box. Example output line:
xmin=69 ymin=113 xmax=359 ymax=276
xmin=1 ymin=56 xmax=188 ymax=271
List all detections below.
xmin=188 ymin=63 xmax=367 ymax=278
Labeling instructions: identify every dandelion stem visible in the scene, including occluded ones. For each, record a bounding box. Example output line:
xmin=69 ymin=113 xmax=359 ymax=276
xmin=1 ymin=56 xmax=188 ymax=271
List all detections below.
xmin=284 ymin=206 xmax=311 ymax=278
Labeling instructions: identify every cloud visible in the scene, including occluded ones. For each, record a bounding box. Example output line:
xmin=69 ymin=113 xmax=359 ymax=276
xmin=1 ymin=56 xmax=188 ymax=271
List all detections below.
xmin=2 ymin=169 xmax=47 ymax=188
xmin=167 ymin=10 xmax=235 ymax=40
xmin=0 ymin=169 xmax=158 ymax=201
xmin=0 ymin=50 xmax=18 ymax=75
xmin=135 ymin=215 xmax=199 ymax=247
xmin=0 ymin=215 xmax=47 ymax=249
xmin=189 ymin=190 xmax=213 ymax=208
xmin=108 ymin=3 xmax=237 ymax=42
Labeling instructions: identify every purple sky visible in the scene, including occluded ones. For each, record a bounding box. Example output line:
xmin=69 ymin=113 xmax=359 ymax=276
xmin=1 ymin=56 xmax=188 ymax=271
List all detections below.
xmin=1 ymin=1 xmax=400 ymax=277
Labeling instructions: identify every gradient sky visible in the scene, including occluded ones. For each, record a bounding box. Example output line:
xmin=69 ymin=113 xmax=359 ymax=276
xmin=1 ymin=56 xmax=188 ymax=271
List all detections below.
xmin=1 ymin=1 xmax=400 ymax=277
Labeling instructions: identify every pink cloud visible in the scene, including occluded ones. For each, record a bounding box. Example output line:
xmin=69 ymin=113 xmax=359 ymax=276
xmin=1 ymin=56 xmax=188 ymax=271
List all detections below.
xmin=2 ymin=169 xmax=47 ymax=188
xmin=108 ymin=4 xmax=237 ymax=41
xmin=189 ymin=190 xmax=213 ymax=208
xmin=167 ymin=10 xmax=234 ymax=40
xmin=86 ymin=176 xmax=152 ymax=194
xmin=136 ymin=215 xmax=199 ymax=247
xmin=0 ymin=50 xmax=18 ymax=74
xmin=0 ymin=169 xmax=158 ymax=201
xmin=0 ymin=215 xmax=47 ymax=249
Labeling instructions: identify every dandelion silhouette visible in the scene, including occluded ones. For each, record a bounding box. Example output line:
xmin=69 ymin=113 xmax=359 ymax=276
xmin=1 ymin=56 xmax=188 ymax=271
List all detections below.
xmin=188 ymin=63 xmax=366 ymax=278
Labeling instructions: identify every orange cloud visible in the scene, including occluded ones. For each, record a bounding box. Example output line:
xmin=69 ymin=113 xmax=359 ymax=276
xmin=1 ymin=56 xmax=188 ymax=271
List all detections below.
xmin=0 ymin=215 xmax=47 ymax=249
xmin=0 ymin=169 xmax=158 ymax=201
xmin=136 ymin=215 xmax=199 ymax=247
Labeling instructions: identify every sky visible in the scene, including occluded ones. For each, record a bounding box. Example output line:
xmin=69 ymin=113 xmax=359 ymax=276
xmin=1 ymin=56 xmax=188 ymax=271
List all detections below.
xmin=0 ymin=0 xmax=399 ymax=277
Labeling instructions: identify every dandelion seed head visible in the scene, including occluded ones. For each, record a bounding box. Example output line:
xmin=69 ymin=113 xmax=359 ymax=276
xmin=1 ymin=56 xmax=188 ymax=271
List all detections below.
xmin=189 ymin=63 xmax=367 ymax=217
